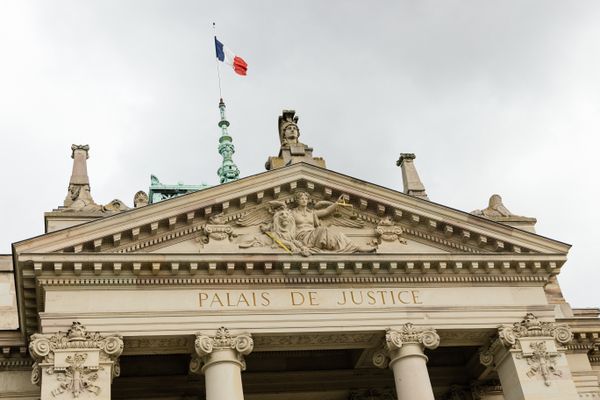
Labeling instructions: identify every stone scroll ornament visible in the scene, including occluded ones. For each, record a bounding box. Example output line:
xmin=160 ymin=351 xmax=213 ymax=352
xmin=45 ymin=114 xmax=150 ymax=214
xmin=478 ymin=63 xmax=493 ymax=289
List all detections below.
xmin=190 ymin=327 xmax=254 ymax=373
xmin=479 ymin=313 xmax=573 ymax=386
xmin=375 ymin=216 xmax=407 ymax=245
xmin=29 ymin=321 xmax=123 ymax=398
xmin=236 ymin=191 xmax=377 ymax=256
xmin=372 ymin=323 xmax=440 ymax=368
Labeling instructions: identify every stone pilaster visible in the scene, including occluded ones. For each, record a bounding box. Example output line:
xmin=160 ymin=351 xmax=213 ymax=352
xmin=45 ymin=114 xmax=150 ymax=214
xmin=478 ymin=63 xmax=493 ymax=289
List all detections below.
xmin=29 ymin=322 xmax=123 ymax=400
xmin=190 ymin=327 xmax=253 ymax=400
xmin=373 ymin=324 xmax=440 ymax=400
xmin=479 ymin=313 xmax=579 ymax=400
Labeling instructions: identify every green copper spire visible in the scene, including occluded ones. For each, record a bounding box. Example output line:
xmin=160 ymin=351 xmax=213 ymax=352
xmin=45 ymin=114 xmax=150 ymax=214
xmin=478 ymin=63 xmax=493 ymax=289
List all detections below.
xmin=217 ymin=98 xmax=240 ymax=184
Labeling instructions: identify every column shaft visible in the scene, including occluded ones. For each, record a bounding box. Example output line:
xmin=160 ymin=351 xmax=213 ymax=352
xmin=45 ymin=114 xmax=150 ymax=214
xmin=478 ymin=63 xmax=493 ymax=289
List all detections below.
xmin=193 ymin=327 xmax=253 ymax=400
xmin=203 ymin=349 xmax=245 ymax=400
xmin=373 ymin=325 xmax=440 ymax=400
xmin=389 ymin=343 xmax=435 ymax=400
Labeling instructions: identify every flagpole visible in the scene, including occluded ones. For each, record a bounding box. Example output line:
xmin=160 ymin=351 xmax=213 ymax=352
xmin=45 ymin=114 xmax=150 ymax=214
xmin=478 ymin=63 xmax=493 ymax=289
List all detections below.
xmin=212 ymin=22 xmax=223 ymax=100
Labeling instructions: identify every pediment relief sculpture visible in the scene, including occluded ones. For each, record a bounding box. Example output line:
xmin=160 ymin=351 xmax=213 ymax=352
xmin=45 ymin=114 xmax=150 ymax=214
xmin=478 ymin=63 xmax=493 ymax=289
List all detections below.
xmin=237 ymin=191 xmax=377 ymax=256
xmin=198 ymin=213 xmax=238 ymax=244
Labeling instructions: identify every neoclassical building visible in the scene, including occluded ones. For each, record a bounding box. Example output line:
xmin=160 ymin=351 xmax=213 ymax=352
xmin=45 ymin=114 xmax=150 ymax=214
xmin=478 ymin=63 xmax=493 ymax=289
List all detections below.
xmin=1 ymin=107 xmax=599 ymax=400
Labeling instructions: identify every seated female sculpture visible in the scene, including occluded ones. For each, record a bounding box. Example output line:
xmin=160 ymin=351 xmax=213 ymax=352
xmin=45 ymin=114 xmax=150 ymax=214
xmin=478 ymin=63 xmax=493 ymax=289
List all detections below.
xmin=290 ymin=192 xmax=376 ymax=253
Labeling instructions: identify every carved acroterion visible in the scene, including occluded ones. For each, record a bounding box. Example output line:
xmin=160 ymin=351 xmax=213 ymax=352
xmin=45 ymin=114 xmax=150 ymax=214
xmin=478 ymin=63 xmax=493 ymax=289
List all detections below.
xmin=472 ymin=194 xmax=515 ymax=218
xmin=265 ymin=110 xmax=326 ymax=170
xmin=61 ymin=145 xmax=130 ymax=213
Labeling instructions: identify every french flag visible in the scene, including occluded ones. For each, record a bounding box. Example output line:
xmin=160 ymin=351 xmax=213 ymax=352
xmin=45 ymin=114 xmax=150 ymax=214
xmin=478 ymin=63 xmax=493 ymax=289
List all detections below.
xmin=214 ymin=37 xmax=248 ymax=76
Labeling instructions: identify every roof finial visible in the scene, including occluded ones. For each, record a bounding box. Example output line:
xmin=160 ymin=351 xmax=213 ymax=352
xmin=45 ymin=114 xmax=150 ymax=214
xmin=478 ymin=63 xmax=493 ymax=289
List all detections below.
xmin=396 ymin=153 xmax=429 ymax=200
xmin=217 ymin=99 xmax=240 ymax=183
xmin=63 ymin=144 xmax=99 ymax=208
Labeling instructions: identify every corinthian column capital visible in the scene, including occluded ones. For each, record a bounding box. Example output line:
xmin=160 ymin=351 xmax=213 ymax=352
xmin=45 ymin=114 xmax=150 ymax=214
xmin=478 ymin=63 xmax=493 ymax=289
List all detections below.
xmin=385 ymin=323 xmax=441 ymax=351
xmin=373 ymin=324 xmax=440 ymax=368
xmin=191 ymin=327 xmax=254 ymax=373
xmin=479 ymin=313 xmax=577 ymax=390
xmin=29 ymin=321 xmax=123 ymax=399
xmin=496 ymin=312 xmax=573 ymax=349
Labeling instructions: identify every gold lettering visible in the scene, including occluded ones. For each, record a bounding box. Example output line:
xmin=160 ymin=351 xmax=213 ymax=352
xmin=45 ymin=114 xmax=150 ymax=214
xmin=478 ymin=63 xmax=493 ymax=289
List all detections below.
xmin=350 ymin=291 xmax=363 ymax=305
xmin=226 ymin=292 xmax=234 ymax=306
xmin=398 ymin=291 xmax=411 ymax=304
xmin=199 ymin=292 xmax=208 ymax=307
xmin=337 ymin=291 xmax=348 ymax=305
xmin=210 ymin=293 xmax=224 ymax=307
xmin=291 ymin=291 xmax=305 ymax=306
xmin=261 ymin=292 xmax=271 ymax=306
xmin=308 ymin=291 xmax=319 ymax=306
xmin=367 ymin=291 xmax=377 ymax=305
xmin=412 ymin=290 xmax=422 ymax=304
xmin=377 ymin=290 xmax=387 ymax=305
xmin=238 ymin=293 xmax=250 ymax=307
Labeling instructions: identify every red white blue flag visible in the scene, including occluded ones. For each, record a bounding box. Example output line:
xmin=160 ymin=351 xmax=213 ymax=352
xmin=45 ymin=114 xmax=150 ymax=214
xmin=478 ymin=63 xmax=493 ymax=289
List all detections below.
xmin=214 ymin=37 xmax=248 ymax=76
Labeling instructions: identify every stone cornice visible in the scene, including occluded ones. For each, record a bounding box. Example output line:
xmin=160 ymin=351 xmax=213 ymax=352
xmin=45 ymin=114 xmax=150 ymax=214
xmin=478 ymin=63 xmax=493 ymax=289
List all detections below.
xmin=0 ymin=332 xmax=32 ymax=370
xmin=18 ymin=252 xmax=566 ymax=277
xmin=13 ymin=163 xmax=570 ymax=255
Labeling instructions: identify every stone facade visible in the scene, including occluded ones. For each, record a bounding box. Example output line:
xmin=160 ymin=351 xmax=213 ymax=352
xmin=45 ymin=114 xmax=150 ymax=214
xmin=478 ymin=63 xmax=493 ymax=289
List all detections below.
xmin=1 ymin=111 xmax=599 ymax=400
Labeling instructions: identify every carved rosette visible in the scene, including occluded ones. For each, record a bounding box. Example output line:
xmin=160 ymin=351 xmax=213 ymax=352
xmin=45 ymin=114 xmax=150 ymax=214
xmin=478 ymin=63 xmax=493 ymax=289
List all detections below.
xmin=191 ymin=327 xmax=254 ymax=373
xmin=28 ymin=321 xmax=123 ymax=397
xmin=479 ymin=313 xmax=573 ymax=386
xmin=372 ymin=324 xmax=440 ymax=368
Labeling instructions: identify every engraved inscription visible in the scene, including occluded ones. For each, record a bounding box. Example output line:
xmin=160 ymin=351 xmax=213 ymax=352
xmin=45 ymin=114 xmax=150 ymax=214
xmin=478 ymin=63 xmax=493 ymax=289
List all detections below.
xmin=197 ymin=289 xmax=423 ymax=310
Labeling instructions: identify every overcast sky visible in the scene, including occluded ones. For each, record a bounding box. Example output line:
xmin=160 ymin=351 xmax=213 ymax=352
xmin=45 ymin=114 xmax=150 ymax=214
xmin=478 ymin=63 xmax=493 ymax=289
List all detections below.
xmin=1 ymin=1 xmax=599 ymax=307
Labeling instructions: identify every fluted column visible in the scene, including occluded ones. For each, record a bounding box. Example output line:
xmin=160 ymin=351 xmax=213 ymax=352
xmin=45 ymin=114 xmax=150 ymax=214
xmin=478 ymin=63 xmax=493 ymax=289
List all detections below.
xmin=29 ymin=322 xmax=123 ymax=400
xmin=373 ymin=323 xmax=440 ymax=400
xmin=479 ymin=313 xmax=578 ymax=400
xmin=190 ymin=327 xmax=253 ymax=400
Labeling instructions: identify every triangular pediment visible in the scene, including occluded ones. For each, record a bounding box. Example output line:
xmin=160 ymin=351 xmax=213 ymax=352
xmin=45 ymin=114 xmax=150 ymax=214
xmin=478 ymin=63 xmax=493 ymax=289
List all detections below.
xmin=13 ymin=163 xmax=570 ymax=257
